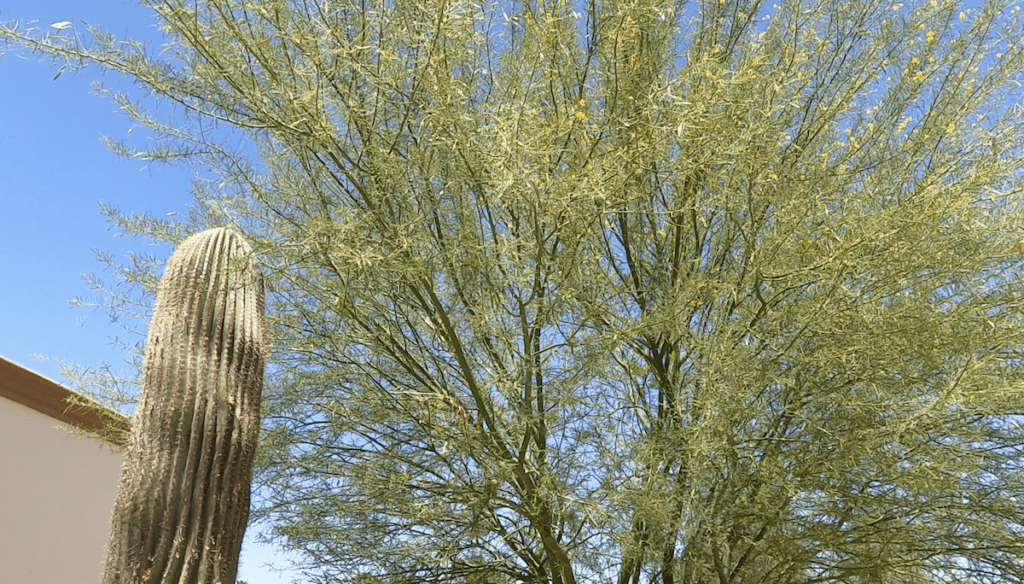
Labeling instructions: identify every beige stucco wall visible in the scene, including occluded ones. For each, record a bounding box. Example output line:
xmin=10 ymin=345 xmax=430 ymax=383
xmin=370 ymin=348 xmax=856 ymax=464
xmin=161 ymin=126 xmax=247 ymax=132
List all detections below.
xmin=0 ymin=394 xmax=124 ymax=583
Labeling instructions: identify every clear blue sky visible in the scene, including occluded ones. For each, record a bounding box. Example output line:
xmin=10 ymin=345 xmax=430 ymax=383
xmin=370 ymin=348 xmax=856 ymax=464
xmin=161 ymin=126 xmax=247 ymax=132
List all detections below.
xmin=0 ymin=1 xmax=303 ymax=582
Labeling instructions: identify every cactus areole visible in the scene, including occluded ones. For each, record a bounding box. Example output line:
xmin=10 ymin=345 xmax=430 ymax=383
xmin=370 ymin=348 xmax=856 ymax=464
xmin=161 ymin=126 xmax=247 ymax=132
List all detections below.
xmin=103 ymin=228 xmax=268 ymax=584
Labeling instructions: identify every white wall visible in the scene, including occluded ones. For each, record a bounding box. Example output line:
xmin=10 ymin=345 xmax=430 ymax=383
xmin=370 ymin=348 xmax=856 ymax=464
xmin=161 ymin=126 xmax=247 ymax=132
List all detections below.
xmin=0 ymin=395 xmax=123 ymax=583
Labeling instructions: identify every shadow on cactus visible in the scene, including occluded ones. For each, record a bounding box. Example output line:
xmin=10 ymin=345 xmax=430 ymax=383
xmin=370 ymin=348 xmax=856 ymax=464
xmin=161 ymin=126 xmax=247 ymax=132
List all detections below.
xmin=103 ymin=227 xmax=268 ymax=584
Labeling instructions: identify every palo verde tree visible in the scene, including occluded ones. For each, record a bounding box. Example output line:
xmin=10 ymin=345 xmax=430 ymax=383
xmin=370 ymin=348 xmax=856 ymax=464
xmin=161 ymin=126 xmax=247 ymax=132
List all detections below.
xmin=4 ymin=0 xmax=1024 ymax=583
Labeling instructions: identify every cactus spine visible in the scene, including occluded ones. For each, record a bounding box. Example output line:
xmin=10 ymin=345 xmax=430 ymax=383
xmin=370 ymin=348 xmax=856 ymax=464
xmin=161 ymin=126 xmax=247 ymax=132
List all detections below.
xmin=102 ymin=227 xmax=268 ymax=584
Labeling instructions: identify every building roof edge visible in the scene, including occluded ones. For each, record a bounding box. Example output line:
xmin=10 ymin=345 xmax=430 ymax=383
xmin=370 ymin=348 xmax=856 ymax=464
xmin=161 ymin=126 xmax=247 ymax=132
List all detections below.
xmin=0 ymin=355 xmax=130 ymax=447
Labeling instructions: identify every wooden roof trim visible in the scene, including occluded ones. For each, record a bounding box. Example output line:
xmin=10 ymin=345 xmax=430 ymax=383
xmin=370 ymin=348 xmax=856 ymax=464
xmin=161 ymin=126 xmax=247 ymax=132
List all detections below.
xmin=0 ymin=355 xmax=130 ymax=447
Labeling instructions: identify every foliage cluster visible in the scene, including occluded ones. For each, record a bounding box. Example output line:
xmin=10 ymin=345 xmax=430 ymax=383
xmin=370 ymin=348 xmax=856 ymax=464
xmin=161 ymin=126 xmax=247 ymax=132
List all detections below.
xmin=4 ymin=0 xmax=1024 ymax=582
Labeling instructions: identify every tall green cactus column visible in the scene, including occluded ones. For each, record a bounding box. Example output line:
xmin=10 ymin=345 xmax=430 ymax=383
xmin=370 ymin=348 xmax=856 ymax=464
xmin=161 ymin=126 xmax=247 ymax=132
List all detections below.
xmin=103 ymin=228 xmax=268 ymax=584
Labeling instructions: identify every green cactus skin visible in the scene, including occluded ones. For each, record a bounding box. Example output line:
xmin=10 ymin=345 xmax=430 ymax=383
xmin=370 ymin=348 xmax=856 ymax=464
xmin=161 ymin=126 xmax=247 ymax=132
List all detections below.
xmin=102 ymin=228 xmax=268 ymax=584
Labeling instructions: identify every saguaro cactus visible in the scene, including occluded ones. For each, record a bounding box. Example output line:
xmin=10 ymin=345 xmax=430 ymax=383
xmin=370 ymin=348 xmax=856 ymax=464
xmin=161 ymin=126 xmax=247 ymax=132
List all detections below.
xmin=103 ymin=227 xmax=268 ymax=584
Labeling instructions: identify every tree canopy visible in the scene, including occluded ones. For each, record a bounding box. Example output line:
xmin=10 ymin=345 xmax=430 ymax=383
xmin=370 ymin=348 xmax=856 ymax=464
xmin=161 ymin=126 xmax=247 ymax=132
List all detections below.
xmin=4 ymin=0 xmax=1024 ymax=582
